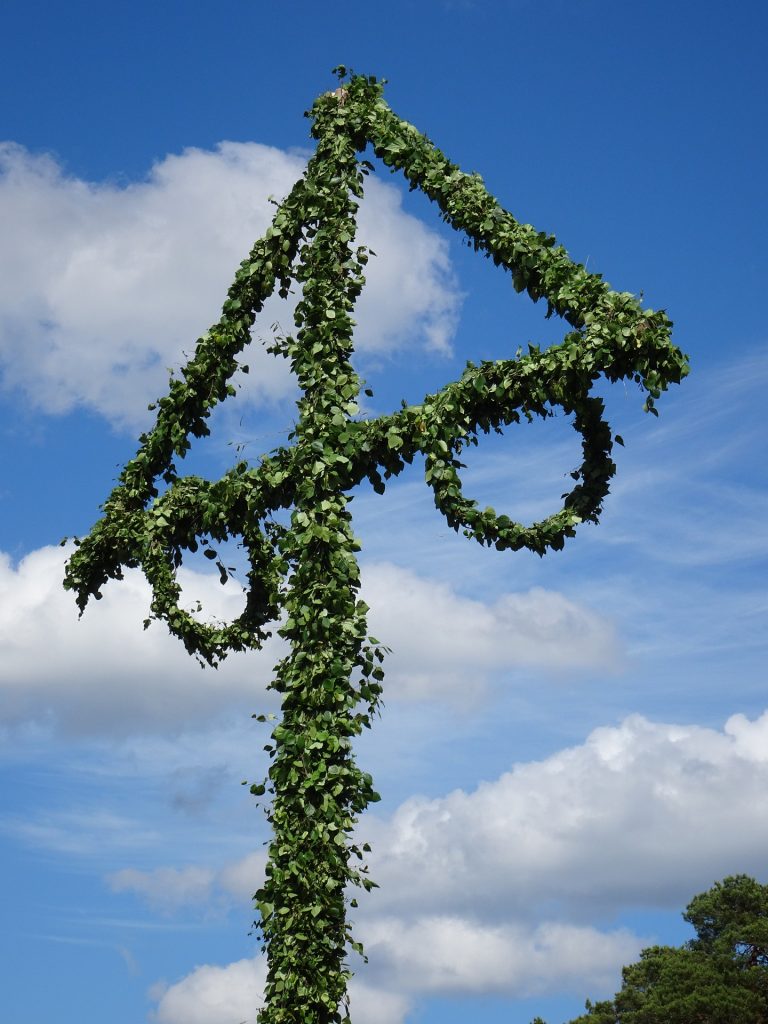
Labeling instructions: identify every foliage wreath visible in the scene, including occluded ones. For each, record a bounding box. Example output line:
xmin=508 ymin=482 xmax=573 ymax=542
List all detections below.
xmin=63 ymin=69 xmax=688 ymax=1022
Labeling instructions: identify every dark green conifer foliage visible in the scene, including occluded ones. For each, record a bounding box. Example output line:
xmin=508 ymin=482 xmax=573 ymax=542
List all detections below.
xmin=63 ymin=69 xmax=687 ymax=1022
xmin=546 ymin=876 xmax=768 ymax=1024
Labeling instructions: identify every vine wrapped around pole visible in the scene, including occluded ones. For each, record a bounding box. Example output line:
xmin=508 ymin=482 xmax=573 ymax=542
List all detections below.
xmin=63 ymin=69 xmax=688 ymax=1023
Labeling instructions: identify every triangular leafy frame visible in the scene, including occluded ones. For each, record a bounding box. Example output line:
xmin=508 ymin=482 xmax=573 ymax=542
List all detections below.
xmin=65 ymin=71 xmax=687 ymax=665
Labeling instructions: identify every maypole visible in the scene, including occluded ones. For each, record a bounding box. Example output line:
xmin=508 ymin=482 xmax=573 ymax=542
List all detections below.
xmin=64 ymin=69 xmax=688 ymax=1022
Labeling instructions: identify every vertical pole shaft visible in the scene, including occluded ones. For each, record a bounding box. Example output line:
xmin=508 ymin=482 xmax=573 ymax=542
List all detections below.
xmin=256 ymin=93 xmax=380 ymax=1024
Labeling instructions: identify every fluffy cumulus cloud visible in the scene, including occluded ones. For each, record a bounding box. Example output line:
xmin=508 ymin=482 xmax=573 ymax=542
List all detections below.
xmin=0 ymin=546 xmax=618 ymax=734
xmin=363 ymin=710 xmax=768 ymax=920
xmin=358 ymin=915 xmax=641 ymax=998
xmin=0 ymin=140 xmax=459 ymax=430
xmin=137 ymin=709 xmax=768 ymax=1013
xmin=0 ymin=543 xmax=279 ymax=734
xmin=147 ymin=890 xmax=638 ymax=1019
xmin=151 ymin=957 xmax=266 ymax=1024
xmin=151 ymin=955 xmax=411 ymax=1024
xmin=149 ymin=918 xmax=634 ymax=1023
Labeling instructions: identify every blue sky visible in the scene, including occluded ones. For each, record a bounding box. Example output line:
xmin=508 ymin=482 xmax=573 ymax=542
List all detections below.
xmin=1 ymin=1 xmax=766 ymax=1022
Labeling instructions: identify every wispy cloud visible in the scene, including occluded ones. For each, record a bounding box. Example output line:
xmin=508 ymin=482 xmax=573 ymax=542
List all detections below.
xmin=108 ymin=865 xmax=216 ymax=914
xmin=31 ymin=933 xmax=140 ymax=974
xmin=1 ymin=807 xmax=160 ymax=856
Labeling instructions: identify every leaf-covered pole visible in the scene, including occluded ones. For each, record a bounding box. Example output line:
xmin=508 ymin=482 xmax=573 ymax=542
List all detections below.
xmin=252 ymin=89 xmax=384 ymax=1022
xmin=63 ymin=69 xmax=688 ymax=1022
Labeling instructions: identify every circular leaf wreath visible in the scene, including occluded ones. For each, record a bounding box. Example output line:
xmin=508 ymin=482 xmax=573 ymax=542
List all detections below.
xmin=63 ymin=69 xmax=688 ymax=1023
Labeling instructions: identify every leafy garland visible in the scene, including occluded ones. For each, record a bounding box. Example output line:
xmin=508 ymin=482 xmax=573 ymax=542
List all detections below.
xmin=63 ymin=69 xmax=688 ymax=1023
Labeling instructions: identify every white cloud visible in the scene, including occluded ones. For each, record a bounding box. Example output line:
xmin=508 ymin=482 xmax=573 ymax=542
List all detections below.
xmin=363 ymin=711 xmax=768 ymax=920
xmin=151 ymin=956 xmax=265 ymax=1024
xmin=218 ymin=850 xmax=267 ymax=902
xmin=0 ymin=545 xmax=617 ymax=735
xmin=107 ymin=851 xmax=270 ymax=916
xmin=363 ymin=562 xmax=621 ymax=702
xmin=146 ymin=897 xmax=638 ymax=1017
xmin=353 ymin=179 xmax=459 ymax=356
xmin=0 ymin=543 xmax=280 ymax=734
xmin=151 ymin=954 xmax=412 ymax=1024
xmin=359 ymin=915 xmax=641 ymax=998
xmin=0 ymin=140 xmax=460 ymax=430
